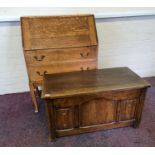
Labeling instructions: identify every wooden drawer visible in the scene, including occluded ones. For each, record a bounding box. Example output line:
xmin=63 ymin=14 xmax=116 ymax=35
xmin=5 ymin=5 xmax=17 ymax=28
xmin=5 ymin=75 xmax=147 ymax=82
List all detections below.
xmin=28 ymin=60 xmax=97 ymax=82
xmin=99 ymin=89 xmax=141 ymax=100
xmin=24 ymin=46 xmax=97 ymax=66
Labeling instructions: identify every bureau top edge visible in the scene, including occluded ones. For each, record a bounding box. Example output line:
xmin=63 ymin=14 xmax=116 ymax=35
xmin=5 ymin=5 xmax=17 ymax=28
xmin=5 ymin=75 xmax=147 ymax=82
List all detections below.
xmin=20 ymin=14 xmax=95 ymax=19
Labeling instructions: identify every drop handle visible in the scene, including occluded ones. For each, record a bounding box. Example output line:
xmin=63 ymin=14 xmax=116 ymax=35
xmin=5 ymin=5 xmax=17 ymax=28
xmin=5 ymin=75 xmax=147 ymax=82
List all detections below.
xmin=80 ymin=53 xmax=89 ymax=58
xmin=80 ymin=67 xmax=90 ymax=71
xmin=36 ymin=71 xmax=47 ymax=76
xmin=80 ymin=67 xmax=84 ymax=71
xmin=33 ymin=55 xmax=45 ymax=61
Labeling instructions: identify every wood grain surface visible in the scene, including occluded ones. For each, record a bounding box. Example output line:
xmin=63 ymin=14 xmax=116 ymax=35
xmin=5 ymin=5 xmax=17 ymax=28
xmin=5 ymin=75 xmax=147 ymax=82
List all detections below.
xmin=21 ymin=15 xmax=98 ymax=50
xmin=21 ymin=14 xmax=98 ymax=112
xmin=43 ymin=67 xmax=150 ymax=141
xmin=42 ymin=67 xmax=150 ymax=99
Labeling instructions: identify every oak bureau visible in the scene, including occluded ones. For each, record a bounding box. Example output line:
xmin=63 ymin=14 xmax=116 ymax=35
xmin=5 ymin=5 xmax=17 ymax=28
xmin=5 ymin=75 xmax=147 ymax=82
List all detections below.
xmin=41 ymin=67 xmax=150 ymax=141
xmin=20 ymin=15 xmax=98 ymax=112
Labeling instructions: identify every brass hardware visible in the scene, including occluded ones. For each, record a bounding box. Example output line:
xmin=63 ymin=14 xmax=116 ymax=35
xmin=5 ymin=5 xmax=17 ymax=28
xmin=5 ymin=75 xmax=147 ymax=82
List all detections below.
xmin=36 ymin=71 xmax=47 ymax=76
xmin=81 ymin=67 xmax=90 ymax=71
xmin=33 ymin=55 xmax=45 ymax=61
xmin=80 ymin=67 xmax=84 ymax=71
xmin=80 ymin=52 xmax=89 ymax=58
xmin=87 ymin=67 xmax=90 ymax=70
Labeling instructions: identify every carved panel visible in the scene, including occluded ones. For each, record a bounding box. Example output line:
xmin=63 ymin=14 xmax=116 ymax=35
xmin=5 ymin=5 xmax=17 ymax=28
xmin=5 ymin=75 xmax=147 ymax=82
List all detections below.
xmin=79 ymin=98 xmax=116 ymax=127
xmin=55 ymin=107 xmax=75 ymax=130
xmin=118 ymin=99 xmax=138 ymax=121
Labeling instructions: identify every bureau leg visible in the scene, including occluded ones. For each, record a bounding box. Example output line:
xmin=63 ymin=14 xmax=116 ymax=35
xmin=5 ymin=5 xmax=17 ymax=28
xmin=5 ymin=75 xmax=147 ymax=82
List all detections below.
xmin=133 ymin=123 xmax=139 ymax=129
xmin=29 ymin=82 xmax=39 ymax=113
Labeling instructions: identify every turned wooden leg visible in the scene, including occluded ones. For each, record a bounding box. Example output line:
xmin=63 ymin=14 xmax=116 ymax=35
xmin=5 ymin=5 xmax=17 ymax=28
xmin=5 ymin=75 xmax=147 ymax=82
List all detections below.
xmin=36 ymin=86 xmax=42 ymax=98
xmin=29 ymin=82 xmax=39 ymax=113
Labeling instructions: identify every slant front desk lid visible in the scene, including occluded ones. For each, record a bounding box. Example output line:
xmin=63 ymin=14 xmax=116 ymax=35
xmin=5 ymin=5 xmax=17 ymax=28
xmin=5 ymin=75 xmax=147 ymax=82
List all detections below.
xmin=42 ymin=67 xmax=150 ymax=99
xmin=21 ymin=15 xmax=98 ymax=50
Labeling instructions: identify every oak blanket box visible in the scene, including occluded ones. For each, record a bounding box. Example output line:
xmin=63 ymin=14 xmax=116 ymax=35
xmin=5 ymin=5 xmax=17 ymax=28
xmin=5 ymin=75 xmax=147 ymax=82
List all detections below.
xmin=41 ymin=67 xmax=150 ymax=141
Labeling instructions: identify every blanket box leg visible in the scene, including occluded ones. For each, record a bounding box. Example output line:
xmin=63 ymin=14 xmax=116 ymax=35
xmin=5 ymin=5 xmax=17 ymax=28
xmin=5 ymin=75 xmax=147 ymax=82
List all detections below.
xmin=133 ymin=88 xmax=147 ymax=128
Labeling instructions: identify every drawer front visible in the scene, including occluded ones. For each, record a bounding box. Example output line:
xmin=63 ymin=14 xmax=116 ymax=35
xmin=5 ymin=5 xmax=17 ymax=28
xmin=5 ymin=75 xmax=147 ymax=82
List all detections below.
xmin=27 ymin=60 xmax=97 ymax=82
xmin=24 ymin=46 xmax=97 ymax=66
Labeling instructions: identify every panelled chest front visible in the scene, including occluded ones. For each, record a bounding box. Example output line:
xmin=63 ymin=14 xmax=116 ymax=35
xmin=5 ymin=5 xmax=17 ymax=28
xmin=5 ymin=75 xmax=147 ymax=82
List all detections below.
xmin=21 ymin=15 xmax=98 ymax=112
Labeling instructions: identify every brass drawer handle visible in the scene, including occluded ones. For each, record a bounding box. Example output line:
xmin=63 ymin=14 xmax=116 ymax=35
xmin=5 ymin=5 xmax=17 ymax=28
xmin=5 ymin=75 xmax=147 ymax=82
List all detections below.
xmin=80 ymin=67 xmax=90 ymax=71
xmin=80 ymin=53 xmax=89 ymax=58
xmin=33 ymin=55 xmax=45 ymax=61
xmin=80 ymin=67 xmax=84 ymax=71
xmin=36 ymin=71 xmax=47 ymax=76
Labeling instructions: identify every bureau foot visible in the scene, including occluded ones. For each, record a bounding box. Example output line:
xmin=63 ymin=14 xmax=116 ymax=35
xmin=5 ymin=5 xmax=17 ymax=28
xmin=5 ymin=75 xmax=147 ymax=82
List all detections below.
xmin=34 ymin=109 xmax=39 ymax=113
xmin=133 ymin=122 xmax=140 ymax=129
xmin=29 ymin=82 xmax=39 ymax=113
xmin=133 ymin=125 xmax=139 ymax=129
xmin=49 ymin=136 xmax=56 ymax=142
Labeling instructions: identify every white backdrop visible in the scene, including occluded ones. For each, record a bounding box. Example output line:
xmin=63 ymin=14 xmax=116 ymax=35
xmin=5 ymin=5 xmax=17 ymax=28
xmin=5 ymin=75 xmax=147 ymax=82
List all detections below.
xmin=0 ymin=7 xmax=155 ymax=95
xmin=0 ymin=7 xmax=155 ymax=21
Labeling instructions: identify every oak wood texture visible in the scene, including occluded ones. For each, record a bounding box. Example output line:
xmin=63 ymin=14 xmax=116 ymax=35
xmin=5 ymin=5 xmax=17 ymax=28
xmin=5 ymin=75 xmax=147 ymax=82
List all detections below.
xmin=21 ymin=15 xmax=98 ymax=50
xmin=20 ymin=14 xmax=98 ymax=112
xmin=42 ymin=67 xmax=150 ymax=141
xmin=24 ymin=47 xmax=97 ymax=66
xmin=28 ymin=60 xmax=97 ymax=82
